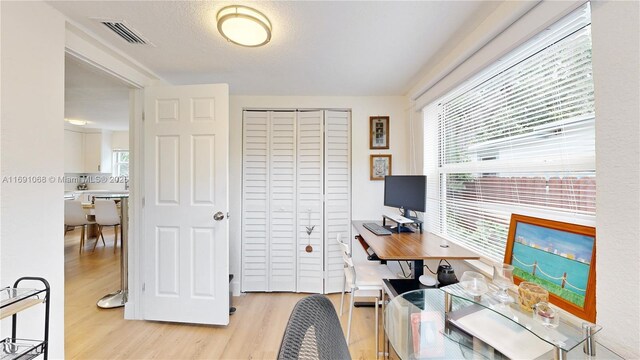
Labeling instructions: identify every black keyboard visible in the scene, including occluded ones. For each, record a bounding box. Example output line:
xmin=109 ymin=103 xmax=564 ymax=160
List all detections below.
xmin=363 ymin=223 xmax=392 ymax=236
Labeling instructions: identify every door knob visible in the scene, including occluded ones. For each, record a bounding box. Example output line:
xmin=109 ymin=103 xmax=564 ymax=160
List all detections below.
xmin=213 ymin=211 xmax=225 ymax=221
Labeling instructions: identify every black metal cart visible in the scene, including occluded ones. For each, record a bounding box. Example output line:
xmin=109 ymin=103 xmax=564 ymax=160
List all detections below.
xmin=0 ymin=277 xmax=50 ymax=360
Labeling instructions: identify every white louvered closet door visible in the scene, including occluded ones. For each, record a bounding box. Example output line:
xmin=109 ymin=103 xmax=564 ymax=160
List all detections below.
xmin=242 ymin=111 xmax=269 ymax=291
xmin=296 ymin=111 xmax=324 ymax=293
xmin=324 ymin=111 xmax=351 ymax=293
xmin=242 ymin=110 xmax=351 ymax=294
xmin=268 ymin=112 xmax=297 ymax=291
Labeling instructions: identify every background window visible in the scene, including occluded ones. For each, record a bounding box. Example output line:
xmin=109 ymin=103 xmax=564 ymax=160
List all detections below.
xmin=112 ymin=150 xmax=129 ymax=177
xmin=423 ymin=4 xmax=595 ymax=261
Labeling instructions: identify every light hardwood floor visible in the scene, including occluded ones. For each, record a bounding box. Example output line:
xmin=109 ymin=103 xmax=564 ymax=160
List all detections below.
xmin=65 ymin=228 xmax=379 ymax=359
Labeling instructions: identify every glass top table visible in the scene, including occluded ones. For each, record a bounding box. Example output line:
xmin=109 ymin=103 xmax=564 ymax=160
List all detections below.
xmin=385 ymin=289 xmax=498 ymax=359
xmin=441 ymin=283 xmax=601 ymax=354
xmin=384 ymin=288 xmax=623 ymax=360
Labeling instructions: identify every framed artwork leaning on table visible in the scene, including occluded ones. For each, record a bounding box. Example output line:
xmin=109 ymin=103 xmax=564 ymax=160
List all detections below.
xmin=504 ymin=214 xmax=596 ymax=322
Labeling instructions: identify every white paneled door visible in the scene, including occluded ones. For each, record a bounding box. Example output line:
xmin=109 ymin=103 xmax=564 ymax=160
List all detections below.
xmin=143 ymin=84 xmax=229 ymax=325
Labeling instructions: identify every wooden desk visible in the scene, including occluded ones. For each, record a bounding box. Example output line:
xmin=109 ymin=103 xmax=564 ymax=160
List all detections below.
xmin=352 ymin=220 xmax=479 ymax=278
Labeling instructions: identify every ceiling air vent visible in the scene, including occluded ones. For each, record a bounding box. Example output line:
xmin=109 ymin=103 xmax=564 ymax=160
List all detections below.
xmin=97 ymin=19 xmax=152 ymax=45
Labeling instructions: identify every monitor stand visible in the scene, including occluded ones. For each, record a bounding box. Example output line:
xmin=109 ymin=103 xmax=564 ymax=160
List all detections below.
xmin=386 ymin=224 xmax=414 ymax=233
xmin=382 ymin=214 xmax=423 ymax=234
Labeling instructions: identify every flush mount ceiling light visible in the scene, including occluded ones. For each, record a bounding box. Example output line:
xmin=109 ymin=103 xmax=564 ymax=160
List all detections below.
xmin=65 ymin=118 xmax=87 ymax=126
xmin=216 ymin=5 xmax=272 ymax=47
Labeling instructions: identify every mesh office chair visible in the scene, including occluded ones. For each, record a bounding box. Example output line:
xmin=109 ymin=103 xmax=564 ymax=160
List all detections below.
xmin=278 ymin=295 xmax=351 ymax=360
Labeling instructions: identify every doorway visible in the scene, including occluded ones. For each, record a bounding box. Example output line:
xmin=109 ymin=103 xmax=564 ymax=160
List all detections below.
xmin=62 ymin=52 xmax=232 ymax=325
xmin=63 ymin=53 xmax=134 ymax=328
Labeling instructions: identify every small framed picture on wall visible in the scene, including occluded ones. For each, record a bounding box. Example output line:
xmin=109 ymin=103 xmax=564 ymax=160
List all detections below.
xmin=370 ymin=116 xmax=390 ymax=149
xmin=370 ymin=154 xmax=392 ymax=181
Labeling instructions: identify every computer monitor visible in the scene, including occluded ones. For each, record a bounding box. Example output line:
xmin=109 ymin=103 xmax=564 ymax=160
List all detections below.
xmin=384 ymin=175 xmax=426 ymax=218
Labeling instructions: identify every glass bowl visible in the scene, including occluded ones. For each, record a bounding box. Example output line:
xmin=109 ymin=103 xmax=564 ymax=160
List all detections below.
xmin=459 ymin=271 xmax=489 ymax=297
xmin=533 ymin=301 xmax=560 ymax=328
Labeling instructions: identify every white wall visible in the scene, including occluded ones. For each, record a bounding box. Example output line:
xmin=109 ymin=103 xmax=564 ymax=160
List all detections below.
xmin=111 ymin=131 xmax=129 ymax=150
xmin=229 ymin=96 xmax=407 ymax=294
xmin=0 ymin=2 xmax=66 ymax=358
xmin=407 ymin=1 xmax=640 ymax=357
xmin=591 ymin=1 xmax=640 ymax=357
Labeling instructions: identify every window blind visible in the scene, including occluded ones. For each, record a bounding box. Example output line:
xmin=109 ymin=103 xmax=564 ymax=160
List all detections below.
xmin=424 ymin=4 xmax=595 ymax=261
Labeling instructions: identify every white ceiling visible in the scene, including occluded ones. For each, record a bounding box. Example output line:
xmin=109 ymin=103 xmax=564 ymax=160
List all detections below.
xmin=51 ymin=1 xmax=501 ymax=96
xmin=65 ymin=55 xmax=130 ymax=130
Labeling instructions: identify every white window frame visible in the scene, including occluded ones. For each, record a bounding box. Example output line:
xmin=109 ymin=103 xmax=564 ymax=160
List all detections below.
xmin=423 ymin=4 xmax=596 ymax=262
xmin=112 ymin=150 xmax=129 ymax=177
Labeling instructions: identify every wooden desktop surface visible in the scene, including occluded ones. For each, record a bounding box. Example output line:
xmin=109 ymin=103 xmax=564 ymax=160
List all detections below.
xmin=352 ymin=220 xmax=480 ymax=260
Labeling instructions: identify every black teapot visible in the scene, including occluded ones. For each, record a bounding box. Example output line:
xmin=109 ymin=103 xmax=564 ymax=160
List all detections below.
xmin=437 ymin=261 xmax=458 ymax=286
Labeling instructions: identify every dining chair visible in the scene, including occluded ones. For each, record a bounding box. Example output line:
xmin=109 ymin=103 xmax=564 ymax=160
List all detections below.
xmin=337 ymin=234 xmax=397 ymax=358
xmin=65 ymin=200 xmax=98 ymax=253
xmin=93 ymin=200 xmax=121 ymax=252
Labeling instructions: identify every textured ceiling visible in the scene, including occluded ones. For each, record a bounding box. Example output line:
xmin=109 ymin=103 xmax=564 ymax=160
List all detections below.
xmin=51 ymin=1 xmax=501 ymax=96
xmin=65 ymin=55 xmax=130 ymax=130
